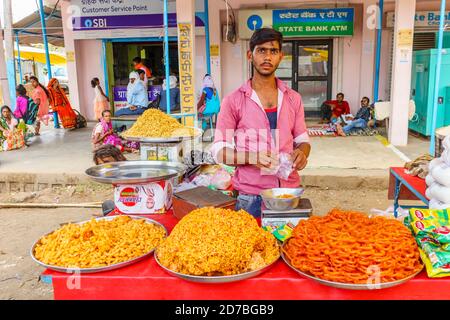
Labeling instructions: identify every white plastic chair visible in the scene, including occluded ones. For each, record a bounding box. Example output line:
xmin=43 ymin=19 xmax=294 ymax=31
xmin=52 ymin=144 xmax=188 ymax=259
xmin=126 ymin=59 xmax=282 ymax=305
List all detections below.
xmin=373 ymin=100 xmax=416 ymax=132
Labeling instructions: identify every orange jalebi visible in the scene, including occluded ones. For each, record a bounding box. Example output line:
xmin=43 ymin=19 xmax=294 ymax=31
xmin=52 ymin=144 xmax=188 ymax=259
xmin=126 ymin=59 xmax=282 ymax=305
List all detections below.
xmin=282 ymin=209 xmax=423 ymax=284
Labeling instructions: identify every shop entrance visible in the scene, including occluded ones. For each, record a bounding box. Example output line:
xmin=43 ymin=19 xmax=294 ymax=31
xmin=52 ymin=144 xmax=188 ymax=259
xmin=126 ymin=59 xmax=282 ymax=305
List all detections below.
xmin=276 ymin=39 xmax=333 ymax=117
xmin=105 ymin=39 xmax=178 ymax=114
xmin=110 ymin=41 xmax=179 ymax=86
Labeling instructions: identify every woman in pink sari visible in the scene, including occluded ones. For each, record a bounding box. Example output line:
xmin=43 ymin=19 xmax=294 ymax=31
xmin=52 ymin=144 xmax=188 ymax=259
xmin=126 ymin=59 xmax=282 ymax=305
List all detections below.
xmin=30 ymin=76 xmax=50 ymax=135
xmin=91 ymin=110 xmax=138 ymax=152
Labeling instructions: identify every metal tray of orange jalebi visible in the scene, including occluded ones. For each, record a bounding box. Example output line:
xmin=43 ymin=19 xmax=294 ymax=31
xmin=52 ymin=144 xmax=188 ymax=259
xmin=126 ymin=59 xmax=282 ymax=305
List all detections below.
xmin=281 ymin=241 xmax=424 ymax=290
xmin=30 ymin=216 xmax=168 ymax=274
xmin=154 ymin=250 xmax=281 ymax=283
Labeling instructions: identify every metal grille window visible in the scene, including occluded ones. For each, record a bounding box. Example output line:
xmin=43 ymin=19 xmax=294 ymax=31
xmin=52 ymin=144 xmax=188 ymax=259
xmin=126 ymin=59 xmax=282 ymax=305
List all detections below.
xmin=386 ymin=32 xmax=436 ymax=100
xmin=413 ymin=32 xmax=436 ymax=51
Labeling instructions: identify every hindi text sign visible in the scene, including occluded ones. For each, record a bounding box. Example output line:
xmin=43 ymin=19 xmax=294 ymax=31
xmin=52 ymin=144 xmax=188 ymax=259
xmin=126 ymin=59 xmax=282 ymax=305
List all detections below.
xmin=178 ymin=23 xmax=195 ymax=126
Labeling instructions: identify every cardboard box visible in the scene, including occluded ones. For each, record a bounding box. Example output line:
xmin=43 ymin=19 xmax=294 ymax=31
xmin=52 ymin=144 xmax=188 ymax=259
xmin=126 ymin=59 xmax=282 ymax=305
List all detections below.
xmin=173 ymin=186 xmax=236 ymax=220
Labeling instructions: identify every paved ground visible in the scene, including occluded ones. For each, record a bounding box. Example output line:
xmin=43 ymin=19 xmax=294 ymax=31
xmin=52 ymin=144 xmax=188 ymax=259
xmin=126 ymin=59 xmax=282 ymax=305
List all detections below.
xmin=0 ymin=122 xmax=429 ymax=180
xmin=0 ymin=124 xmax=95 ymax=175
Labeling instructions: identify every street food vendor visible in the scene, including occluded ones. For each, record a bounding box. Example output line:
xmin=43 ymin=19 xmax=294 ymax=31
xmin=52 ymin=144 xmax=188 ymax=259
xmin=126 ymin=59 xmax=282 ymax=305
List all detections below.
xmin=210 ymin=28 xmax=311 ymax=217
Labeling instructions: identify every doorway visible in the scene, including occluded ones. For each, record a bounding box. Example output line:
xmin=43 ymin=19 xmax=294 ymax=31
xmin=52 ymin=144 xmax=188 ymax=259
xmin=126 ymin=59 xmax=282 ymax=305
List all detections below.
xmin=276 ymin=39 xmax=333 ymax=117
xmin=111 ymin=41 xmax=178 ymax=86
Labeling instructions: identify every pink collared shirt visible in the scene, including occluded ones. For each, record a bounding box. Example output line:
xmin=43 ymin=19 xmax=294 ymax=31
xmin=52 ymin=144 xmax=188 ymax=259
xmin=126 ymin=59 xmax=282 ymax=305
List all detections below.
xmin=211 ymin=78 xmax=309 ymax=196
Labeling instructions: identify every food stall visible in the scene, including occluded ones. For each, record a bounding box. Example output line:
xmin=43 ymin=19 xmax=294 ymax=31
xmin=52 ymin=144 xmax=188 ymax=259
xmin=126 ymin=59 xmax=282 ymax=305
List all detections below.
xmin=38 ymin=209 xmax=450 ymax=300
xmin=31 ymin=114 xmax=450 ymax=300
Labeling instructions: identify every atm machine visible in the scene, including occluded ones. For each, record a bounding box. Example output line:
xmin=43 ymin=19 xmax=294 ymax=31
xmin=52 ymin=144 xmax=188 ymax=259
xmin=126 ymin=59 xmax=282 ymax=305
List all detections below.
xmin=409 ymin=49 xmax=450 ymax=136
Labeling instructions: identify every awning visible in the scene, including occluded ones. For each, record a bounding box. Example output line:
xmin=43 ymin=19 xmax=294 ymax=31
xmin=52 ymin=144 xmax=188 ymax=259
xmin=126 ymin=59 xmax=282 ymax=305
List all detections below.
xmin=12 ymin=5 xmax=64 ymax=47
xmin=15 ymin=46 xmax=66 ymax=65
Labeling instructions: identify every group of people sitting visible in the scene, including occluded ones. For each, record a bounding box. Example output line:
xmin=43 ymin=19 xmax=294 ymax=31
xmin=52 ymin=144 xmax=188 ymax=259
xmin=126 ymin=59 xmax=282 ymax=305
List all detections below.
xmin=0 ymin=77 xmax=78 ymax=152
xmin=320 ymin=92 xmax=375 ymax=136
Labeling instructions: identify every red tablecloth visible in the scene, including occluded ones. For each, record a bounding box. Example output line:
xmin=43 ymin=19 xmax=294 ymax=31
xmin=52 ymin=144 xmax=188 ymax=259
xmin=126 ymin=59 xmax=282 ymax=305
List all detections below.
xmin=42 ymin=212 xmax=450 ymax=300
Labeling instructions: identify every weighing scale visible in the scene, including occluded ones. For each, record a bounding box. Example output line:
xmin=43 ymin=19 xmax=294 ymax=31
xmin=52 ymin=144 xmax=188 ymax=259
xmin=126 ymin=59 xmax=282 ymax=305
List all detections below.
xmin=261 ymin=198 xmax=313 ymax=228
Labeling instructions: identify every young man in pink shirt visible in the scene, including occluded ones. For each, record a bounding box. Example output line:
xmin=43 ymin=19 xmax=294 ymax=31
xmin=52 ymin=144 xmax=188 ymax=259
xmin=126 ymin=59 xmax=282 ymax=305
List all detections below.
xmin=210 ymin=28 xmax=311 ymax=217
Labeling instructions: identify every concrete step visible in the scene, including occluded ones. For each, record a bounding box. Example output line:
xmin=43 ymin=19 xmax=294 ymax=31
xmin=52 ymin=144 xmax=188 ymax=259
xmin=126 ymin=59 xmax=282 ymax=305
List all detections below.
xmin=0 ymin=168 xmax=390 ymax=193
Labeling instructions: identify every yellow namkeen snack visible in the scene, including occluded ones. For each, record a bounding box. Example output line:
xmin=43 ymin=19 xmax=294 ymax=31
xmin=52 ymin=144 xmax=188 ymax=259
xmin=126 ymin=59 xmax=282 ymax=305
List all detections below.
xmin=123 ymin=109 xmax=196 ymax=138
xmin=34 ymin=216 xmax=166 ymax=268
xmin=157 ymin=207 xmax=280 ymax=276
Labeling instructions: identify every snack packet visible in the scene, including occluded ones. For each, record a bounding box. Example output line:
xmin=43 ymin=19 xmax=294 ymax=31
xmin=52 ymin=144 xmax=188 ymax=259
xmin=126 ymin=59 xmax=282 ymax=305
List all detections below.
xmin=409 ymin=208 xmax=450 ymax=243
xmin=408 ymin=208 xmax=450 ymax=278
xmin=263 ymin=225 xmax=278 ymax=234
xmin=419 ymin=249 xmax=450 ymax=278
xmin=272 ymin=222 xmax=295 ymax=242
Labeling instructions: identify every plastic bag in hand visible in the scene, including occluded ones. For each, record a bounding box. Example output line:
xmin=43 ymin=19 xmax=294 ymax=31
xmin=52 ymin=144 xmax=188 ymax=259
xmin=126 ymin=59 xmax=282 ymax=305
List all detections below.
xmin=276 ymin=153 xmax=294 ymax=180
xmin=192 ymin=174 xmax=212 ymax=187
xmin=210 ymin=169 xmax=232 ymax=190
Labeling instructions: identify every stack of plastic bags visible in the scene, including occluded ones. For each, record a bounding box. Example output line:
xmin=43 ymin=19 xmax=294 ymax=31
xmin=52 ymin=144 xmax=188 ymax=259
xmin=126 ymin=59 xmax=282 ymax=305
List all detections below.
xmin=426 ymin=136 xmax=450 ymax=209
xmin=405 ymin=208 xmax=450 ymax=278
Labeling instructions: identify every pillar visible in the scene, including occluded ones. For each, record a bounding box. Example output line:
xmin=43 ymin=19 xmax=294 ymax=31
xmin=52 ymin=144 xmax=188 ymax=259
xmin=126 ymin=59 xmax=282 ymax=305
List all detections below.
xmin=0 ymin=14 xmax=11 ymax=106
xmin=359 ymin=0 xmax=377 ymax=102
xmin=60 ymin=1 xmax=81 ymax=111
xmin=389 ymin=0 xmax=416 ymax=146
xmin=3 ymin=0 xmax=16 ymax=109
xmin=176 ymin=0 xmax=196 ymax=127
xmin=207 ymin=0 xmax=222 ymax=95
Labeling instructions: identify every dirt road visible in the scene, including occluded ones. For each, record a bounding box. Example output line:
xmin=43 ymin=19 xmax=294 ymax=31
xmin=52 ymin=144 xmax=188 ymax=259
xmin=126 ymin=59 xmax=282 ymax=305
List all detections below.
xmin=0 ymin=187 xmax=407 ymax=300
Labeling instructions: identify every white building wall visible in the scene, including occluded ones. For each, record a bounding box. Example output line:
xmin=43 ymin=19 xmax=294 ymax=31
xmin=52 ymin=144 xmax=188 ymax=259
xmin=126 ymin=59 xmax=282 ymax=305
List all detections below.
xmin=341 ymin=4 xmax=363 ymax=114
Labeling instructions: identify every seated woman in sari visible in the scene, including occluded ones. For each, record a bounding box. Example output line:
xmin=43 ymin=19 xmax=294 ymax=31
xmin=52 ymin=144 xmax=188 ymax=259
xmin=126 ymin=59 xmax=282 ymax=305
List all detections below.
xmin=91 ymin=110 xmax=138 ymax=152
xmin=0 ymin=106 xmax=25 ymax=151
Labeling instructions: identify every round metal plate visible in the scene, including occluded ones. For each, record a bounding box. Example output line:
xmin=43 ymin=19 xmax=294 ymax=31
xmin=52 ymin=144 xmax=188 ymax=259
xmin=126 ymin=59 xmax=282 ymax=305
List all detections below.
xmin=31 ymin=216 xmax=168 ymax=274
xmin=155 ymin=251 xmax=280 ymax=283
xmin=122 ymin=127 xmax=203 ymax=143
xmin=85 ymin=161 xmax=186 ymax=184
xmin=281 ymin=242 xmax=423 ymax=290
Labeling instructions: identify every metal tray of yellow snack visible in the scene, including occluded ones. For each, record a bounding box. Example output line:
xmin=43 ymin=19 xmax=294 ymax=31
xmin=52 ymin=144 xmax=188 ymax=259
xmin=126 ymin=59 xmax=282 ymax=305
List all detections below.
xmin=154 ymin=251 xmax=280 ymax=283
xmin=85 ymin=161 xmax=185 ymax=184
xmin=122 ymin=127 xmax=203 ymax=143
xmin=280 ymin=245 xmax=423 ymax=290
xmin=31 ymin=216 xmax=168 ymax=274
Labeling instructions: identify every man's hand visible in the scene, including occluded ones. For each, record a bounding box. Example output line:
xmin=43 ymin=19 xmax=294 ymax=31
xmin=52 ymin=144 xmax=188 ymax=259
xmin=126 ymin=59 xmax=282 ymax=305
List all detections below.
xmin=291 ymin=148 xmax=308 ymax=171
xmin=249 ymin=152 xmax=279 ymax=169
